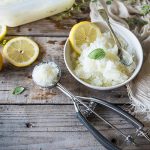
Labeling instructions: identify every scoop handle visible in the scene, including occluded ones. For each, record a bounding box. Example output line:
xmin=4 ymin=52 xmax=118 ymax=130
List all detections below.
xmin=76 ymin=110 xmax=120 ymax=150
xmin=98 ymin=8 xmax=122 ymax=48
xmin=57 ymin=84 xmax=120 ymax=149
xmin=77 ymin=96 xmax=144 ymax=130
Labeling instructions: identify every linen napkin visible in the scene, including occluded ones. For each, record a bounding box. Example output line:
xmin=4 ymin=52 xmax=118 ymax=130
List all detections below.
xmin=90 ymin=0 xmax=150 ymax=123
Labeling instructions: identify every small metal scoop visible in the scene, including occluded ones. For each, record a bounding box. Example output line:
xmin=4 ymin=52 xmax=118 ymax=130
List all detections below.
xmin=33 ymin=62 xmax=150 ymax=150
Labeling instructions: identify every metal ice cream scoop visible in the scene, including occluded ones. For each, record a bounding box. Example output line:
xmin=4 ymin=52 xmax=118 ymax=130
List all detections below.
xmin=32 ymin=62 xmax=150 ymax=150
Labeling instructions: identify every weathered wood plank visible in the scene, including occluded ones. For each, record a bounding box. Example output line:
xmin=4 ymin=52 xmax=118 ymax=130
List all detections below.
xmin=7 ymin=14 xmax=90 ymax=37
xmin=0 ymin=37 xmax=129 ymax=104
xmin=0 ymin=105 xmax=150 ymax=150
xmin=0 ymin=3 xmax=148 ymax=150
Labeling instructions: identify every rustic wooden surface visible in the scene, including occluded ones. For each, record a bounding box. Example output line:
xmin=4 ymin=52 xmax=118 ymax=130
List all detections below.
xmin=0 ymin=12 xmax=150 ymax=150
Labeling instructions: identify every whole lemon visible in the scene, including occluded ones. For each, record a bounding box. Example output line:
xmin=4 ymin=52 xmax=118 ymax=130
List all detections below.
xmin=0 ymin=52 xmax=3 ymax=71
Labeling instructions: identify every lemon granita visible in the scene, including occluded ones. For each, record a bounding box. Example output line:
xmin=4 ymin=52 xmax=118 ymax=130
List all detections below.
xmin=32 ymin=62 xmax=59 ymax=87
xmin=73 ymin=32 xmax=135 ymax=87
xmin=0 ymin=0 xmax=75 ymax=27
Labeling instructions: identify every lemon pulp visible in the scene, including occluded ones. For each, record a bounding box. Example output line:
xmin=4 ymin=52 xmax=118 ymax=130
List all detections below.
xmin=3 ymin=37 xmax=39 ymax=67
xmin=69 ymin=21 xmax=101 ymax=54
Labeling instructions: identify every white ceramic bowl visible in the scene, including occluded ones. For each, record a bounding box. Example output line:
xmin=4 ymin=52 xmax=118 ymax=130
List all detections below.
xmin=64 ymin=22 xmax=143 ymax=90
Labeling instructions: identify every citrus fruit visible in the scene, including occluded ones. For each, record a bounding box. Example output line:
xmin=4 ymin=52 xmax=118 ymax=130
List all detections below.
xmin=0 ymin=24 xmax=7 ymax=41
xmin=69 ymin=21 xmax=101 ymax=54
xmin=3 ymin=37 xmax=39 ymax=67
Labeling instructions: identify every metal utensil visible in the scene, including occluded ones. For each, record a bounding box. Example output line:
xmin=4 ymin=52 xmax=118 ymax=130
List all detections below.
xmin=78 ymin=96 xmax=150 ymax=143
xmin=33 ymin=62 xmax=150 ymax=150
xmin=33 ymin=62 xmax=120 ymax=150
xmin=98 ymin=8 xmax=133 ymax=66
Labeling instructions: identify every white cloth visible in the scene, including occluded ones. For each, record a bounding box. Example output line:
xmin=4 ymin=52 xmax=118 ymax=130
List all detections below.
xmin=90 ymin=0 xmax=150 ymax=123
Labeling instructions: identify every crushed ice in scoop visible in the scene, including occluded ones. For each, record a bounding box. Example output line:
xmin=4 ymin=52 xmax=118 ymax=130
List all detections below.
xmin=32 ymin=62 xmax=59 ymax=87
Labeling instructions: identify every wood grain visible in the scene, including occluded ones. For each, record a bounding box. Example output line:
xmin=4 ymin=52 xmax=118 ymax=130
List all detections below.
xmin=0 ymin=7 xmax=148 ymax=150
xmin=7 ymin=14 xmax=90 ymax=37
xmin=0 ymin=36 xmax=129 ymax=104
xmin=0 ymin=105 xmax=149 ymax=150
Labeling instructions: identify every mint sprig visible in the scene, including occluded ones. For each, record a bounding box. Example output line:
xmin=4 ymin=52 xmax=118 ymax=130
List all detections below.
xmin=88 ymin=48 xmax=106 ymax=60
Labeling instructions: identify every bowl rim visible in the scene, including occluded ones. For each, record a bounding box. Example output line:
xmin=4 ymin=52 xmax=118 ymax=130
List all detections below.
xmin=64 ymin=22 xmax=143 ymax=90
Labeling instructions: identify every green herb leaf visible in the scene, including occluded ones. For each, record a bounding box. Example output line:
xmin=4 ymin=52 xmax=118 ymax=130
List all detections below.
xmin=88 ymin=48 xmax=106 ymax=60
xmin=106 ymin=0 xmax=113 ymax=5
xmin=12 ymin=87 xmax=25 ymax=95
xmin=125 ymin=17 xmax=148 ymax=28
xmin=51 ymin=0 xmax=94 ymax=21
xmin=141 ymin=4 xmax=150 ymax=15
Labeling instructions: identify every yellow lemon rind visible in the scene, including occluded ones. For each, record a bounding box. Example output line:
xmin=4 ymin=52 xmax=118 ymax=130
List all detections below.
xmin=3 ymin=37 xmax=39 ymax=67
xmin=0 ymin=25 xmax=7 ymax=41
xmin=69 ymin=21 xmax=101 ymax=54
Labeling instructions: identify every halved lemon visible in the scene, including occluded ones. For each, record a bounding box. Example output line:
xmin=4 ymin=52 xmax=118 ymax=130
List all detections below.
xmin=0 ymin=24 xmax=7 ymax=41
xmin=0 ymin=52 xmax=3 ymax=71
xmin=69 ymin=21 xmax=101 ymax=54
xmin=3 ymin=37 xmax=39 ymax=67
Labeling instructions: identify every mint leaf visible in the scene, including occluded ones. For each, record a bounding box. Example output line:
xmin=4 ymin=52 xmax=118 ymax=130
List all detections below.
xmin=12 ymin=87 xmax=25 ymax=95
xmin=141 ymin=4 xmax=150 ymax=15
xmin=106 ymin=0 xmax=113 ymax=5
xmin=125 ymin=17 xmax=148 ymax=28
xmin=88 ymin=48 xmax=106 ymax=60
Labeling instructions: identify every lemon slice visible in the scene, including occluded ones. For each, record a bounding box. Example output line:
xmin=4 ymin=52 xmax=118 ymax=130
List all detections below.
xmin=69 ymin=21 xmax=101 ymax=54
xmin=3 ymin=37 xmax=39 ymax=67
xmin=0 ymin=24 xmax=7 ymax=41
xmin=0 ymin=52 xmax=3 ymax=71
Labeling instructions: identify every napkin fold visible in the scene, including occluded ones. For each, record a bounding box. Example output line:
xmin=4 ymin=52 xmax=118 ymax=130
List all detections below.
xmin=90 ymin=0 xmax=150 ymax=122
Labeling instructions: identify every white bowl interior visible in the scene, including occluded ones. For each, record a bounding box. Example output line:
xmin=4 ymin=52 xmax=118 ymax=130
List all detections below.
xmin=64 ymin=22 xmax=143 ymax=90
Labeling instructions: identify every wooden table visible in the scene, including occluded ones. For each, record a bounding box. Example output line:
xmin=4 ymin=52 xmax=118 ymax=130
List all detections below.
xmin=0 ymin=12 xmax=150 ymax=150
